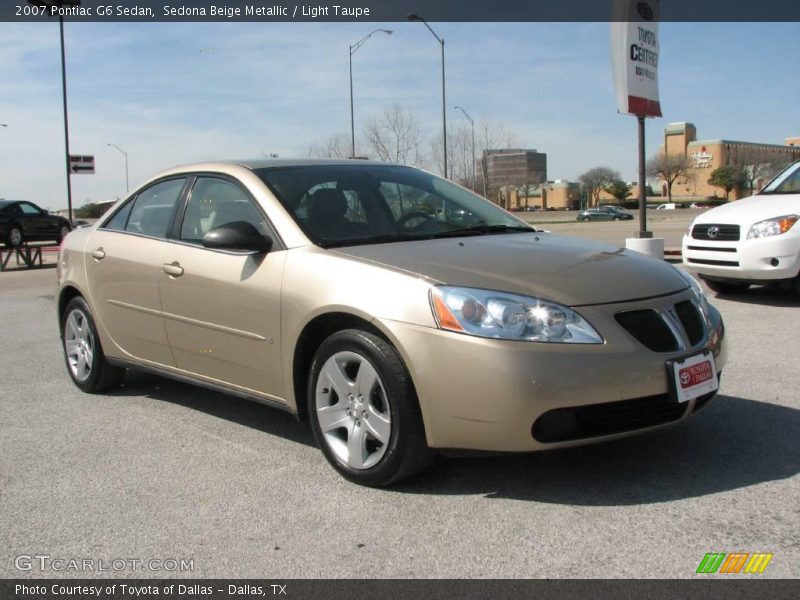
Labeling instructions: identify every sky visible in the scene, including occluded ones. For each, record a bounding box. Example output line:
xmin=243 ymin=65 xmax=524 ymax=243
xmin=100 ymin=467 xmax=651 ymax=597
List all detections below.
xmin=0 ymin=20 xmax=798 ymax=210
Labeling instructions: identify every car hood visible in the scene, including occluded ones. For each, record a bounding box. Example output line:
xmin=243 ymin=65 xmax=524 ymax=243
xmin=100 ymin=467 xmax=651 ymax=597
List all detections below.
xmin=332 ymin=232 xmax=687 ymax=307
xmin=692 ymin=193 xmax=800 ymax=226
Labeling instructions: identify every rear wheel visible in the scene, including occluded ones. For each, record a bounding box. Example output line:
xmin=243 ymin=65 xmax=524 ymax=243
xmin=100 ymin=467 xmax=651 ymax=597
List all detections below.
xmin=701 ymin=277 xmax=750 ymax=295
xmin=6 ymin=225 xmax=23 ymax=248
xmin=308 ymin=329 xmax=434 ymax=486
xmin=62 ymin=296 xmax=126 ymax=392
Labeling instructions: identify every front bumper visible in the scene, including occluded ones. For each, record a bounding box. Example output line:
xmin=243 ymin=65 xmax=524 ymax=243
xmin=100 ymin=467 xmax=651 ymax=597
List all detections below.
xmin=682 ymin=231 xmax=800 ymax=282
xmin=381 ymin=289 xmax=727 ymax=452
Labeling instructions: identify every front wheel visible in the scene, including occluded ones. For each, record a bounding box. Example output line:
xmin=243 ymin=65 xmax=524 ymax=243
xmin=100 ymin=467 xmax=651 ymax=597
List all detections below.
xmin=582 ymin=216 xmax=590 ymax=222
xmin=62 ymin=296 xmax=126 ymax=392
xmin=701 ymin=277 xmax=750 ymax=295
xmin=308 ymin=329 xmax=434 ymax=486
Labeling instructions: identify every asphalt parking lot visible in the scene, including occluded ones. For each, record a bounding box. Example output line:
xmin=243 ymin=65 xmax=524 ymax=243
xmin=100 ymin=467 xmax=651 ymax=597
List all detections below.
xmin=1 ymin=228 xmax=798 ymax=579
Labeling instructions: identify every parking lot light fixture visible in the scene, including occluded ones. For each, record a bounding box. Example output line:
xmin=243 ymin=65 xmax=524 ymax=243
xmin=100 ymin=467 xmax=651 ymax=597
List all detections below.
xmin=407 ymin=13 xmax=447 ymax=178
xmin=349 ymin=29 xmax=393 ymax=158
xmin=107 ymin=143 xmax=129 ymax=193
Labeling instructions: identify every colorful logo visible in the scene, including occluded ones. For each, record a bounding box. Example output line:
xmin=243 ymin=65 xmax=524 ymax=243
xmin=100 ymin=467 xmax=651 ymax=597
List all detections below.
xmin=696 ymin=552 xmax=773 ymax=574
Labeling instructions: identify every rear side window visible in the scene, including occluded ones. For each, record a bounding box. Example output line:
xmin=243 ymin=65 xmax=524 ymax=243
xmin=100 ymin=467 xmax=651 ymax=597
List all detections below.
xmin=106 ymin=178 xmax=185 ymax=238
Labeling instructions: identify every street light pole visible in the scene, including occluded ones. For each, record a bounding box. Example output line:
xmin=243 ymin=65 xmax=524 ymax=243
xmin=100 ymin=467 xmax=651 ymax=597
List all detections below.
xmin=30 ymin=0 xmax=80 ymax=224
xmin=107 ymin=143 xmax=129 ymax=193
xmin=407 ymin=14 xmax=447 ymax=179
xmin=349 ymin=29 xmax=392 ymax=159
xmin=454 ymin=106 xmax=475 ymax=191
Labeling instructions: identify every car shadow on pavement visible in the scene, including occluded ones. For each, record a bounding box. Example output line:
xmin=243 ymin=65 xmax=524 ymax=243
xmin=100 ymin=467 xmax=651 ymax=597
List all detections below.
xmin=111 ymin=370 xmax=316 ymax=448
xmin=398 ymin=395 xmax=800 ymax=505
xmin=712 ymin=285 xmax=800 ymax=307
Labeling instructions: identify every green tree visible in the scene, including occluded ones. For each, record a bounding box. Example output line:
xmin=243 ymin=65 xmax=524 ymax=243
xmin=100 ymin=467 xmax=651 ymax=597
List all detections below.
xmin=75 ymin=202 xmax=110 ymax=219
xmin=604 ymin=180 xmax=631 ymax=201
xmin=708 ymin=166 xmax=741 ymax=200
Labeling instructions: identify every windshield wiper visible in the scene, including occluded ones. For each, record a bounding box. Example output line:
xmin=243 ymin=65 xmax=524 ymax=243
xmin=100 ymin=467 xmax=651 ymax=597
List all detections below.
xmin=431 ymin=224 xmax=536 ymax=239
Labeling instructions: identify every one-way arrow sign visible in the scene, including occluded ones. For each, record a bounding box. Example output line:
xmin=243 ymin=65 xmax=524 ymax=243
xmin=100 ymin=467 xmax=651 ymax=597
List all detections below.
xmin=69 ymin=154 xmax=95 ymax=175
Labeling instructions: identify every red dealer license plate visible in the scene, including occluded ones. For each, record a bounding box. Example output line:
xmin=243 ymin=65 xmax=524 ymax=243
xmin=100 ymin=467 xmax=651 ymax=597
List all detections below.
xmin=669 ymin=351 xmax=719 ymax=403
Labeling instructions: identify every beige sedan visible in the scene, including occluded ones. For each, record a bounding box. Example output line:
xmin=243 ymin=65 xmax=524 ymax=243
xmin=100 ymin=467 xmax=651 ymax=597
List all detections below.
xmin=56 ymin=160 xmax=727 ymax=486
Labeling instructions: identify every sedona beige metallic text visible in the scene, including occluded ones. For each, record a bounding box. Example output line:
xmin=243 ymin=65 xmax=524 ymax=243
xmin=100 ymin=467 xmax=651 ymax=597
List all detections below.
xmin=57 ymin=160 xmax=727 ymax=485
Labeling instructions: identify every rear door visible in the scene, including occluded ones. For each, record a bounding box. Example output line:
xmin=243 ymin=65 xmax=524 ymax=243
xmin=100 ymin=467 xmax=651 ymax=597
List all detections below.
xmin=84 ymin=177 xmax=187 ymax=366
xmin=158 ymin=175 xmax=286 ymax=398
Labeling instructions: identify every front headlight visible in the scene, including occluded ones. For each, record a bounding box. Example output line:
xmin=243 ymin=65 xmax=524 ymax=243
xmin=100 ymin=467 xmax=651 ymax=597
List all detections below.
xmin=746 ymin=215 xmax=798 ymax=239
xmin=429 ymin=286 xmax=603 ymax=343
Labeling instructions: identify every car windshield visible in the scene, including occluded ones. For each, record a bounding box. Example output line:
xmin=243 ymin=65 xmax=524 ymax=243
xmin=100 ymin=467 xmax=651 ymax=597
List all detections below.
xmin=255 ymin=164 xmax=533 ymax=247
xmin=760 ymin=161 xmax=800 ymax=195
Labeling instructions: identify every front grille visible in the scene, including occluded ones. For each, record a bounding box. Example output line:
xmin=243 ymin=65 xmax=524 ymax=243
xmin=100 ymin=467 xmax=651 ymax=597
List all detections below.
xmin=532 ymin=393 xmax=691 ymax=443
xmin=686 ymin=245 xmax=737 ymax=253
xmin=674 ymin=301 xmax=704 ymax=347
xmin=615 ymin=310 xmax=679 ymax=352
xmin=686 ymin=258 xmax=740 ymax=267
xmin=692 ymin=223 xmax=740 ymax=241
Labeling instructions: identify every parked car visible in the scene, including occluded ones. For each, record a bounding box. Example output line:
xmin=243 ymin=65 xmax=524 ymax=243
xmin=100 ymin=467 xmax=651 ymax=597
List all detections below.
xmin=576 ymin=206 xmax=633 ymax=221
xmin=57 ymin=159 xmax=726 ymax=486
xmin=690 ymin=200 xmax=727 ymax=209
xmin=683 ymin=160 xmax=800 ymax=295
xmin=0 ymin=200 xmax=71 ymax=247
xmin=656 ymin=203 xmax=676 ymax=210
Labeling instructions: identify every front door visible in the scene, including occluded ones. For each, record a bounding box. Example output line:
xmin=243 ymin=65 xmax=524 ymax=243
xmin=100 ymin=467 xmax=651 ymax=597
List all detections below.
xmin=158 ymin=176 xmax=285 ymax=399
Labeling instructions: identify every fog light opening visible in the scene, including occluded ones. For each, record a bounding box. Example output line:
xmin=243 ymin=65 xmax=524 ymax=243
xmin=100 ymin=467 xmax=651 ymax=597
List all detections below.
xmin=770 ymin=258 xmax=779 ymax=267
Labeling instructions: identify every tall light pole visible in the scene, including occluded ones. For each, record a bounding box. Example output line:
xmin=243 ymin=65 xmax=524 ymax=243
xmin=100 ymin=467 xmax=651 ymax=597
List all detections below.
xmin=349 ymin=29 xmax=392 ymax=158
xmin=454 ymin=106 xmax=475 ymax=191
xmin=407 ymin=14 xmax=447 ymax=178
xmin=107 ymin=143 xmax=129 ymax=193
xmin=29 ymin=0 xmax=80 ymax=224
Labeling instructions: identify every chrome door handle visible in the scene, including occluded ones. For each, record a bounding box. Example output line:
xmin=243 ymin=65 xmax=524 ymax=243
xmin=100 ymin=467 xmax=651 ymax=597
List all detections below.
xmin=161 ymin=262 xmax=184 ymax=277
xmin=90 ymin=248 xmax=106 ymax=260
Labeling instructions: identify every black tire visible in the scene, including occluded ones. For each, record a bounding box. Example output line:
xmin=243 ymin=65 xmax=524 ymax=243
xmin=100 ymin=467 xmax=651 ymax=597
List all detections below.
xmin=61 ymin=296 xmax=126 ymax=393
xmin=613 ymin=216 xmax=620 ymax=221
xmin=57 ymin=223 xmax=71 ymax=243
xmin=6 ymin=224 xmax=23 ymax=248
xmin=701 ymin=277 xmax=750 ymax=295
xmin=307 ymin=328 xmax=435 ymax=487
xmin=582 ymin=216 xmax=590 ymax=222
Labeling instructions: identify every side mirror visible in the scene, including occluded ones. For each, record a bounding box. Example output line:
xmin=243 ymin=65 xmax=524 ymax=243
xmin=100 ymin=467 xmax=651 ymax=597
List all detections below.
xmin=202 ymin=221 xmax=273 ymax=254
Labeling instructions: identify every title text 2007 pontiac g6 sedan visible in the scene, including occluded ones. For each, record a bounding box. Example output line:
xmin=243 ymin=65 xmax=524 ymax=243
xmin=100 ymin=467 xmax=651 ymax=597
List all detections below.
xmin=56 ymin=160 xmax=726 ymax=486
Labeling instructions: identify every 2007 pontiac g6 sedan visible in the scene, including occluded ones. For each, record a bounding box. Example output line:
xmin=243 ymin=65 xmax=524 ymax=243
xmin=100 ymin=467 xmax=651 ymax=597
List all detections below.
xmin=56 ymin=160 xmax=727 ymax=486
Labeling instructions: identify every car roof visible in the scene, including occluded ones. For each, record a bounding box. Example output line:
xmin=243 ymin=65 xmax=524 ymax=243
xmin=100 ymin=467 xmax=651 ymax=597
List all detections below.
xmin=230 ymin=158 xmax=402 ymax=170
xmin=0 ymin=200 xmax=15 ymax=208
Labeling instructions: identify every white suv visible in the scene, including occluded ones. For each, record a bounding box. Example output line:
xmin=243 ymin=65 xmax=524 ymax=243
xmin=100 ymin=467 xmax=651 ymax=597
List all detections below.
xmin=682 ymin=161 xmax=800 ymax=295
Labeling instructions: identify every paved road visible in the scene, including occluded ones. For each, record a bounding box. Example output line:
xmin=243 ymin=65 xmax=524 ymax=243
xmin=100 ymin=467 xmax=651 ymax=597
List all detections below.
xmin=1 ymin=257 xmax=798 ymax=579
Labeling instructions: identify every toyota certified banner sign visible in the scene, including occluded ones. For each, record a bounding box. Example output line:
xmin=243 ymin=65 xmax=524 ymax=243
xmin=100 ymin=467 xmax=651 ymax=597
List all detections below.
xmin=610 ymin=0 xmax=662 ymax=117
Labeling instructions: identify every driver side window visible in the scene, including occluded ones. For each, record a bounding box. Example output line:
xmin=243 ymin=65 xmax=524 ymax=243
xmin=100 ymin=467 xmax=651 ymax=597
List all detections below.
xmin=179 ymin=177 xmax=268 ymax=244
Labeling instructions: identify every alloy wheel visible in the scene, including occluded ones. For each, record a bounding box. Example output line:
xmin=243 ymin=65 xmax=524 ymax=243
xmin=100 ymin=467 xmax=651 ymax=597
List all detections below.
xmin=315 ymin=351 xmax=392 ymax=470
xmin=64 ymin=308 xmax=94 ymax=382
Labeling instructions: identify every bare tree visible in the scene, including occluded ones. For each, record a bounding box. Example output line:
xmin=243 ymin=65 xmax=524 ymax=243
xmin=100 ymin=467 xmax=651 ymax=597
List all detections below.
xmin=305 ymin=132 xmax=351 ymax=158
xmin=730 ymin=146 xmax=792 ymax=196
xmin=362 ymin=104 xmax=425 ymax=167
xmin=646 ymin=152 xmax=692 ymax=202
xmin=579 ymin=167 xmax=621 ymax=206
xmin=430 ymin=125 xmax=473 ymax=188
